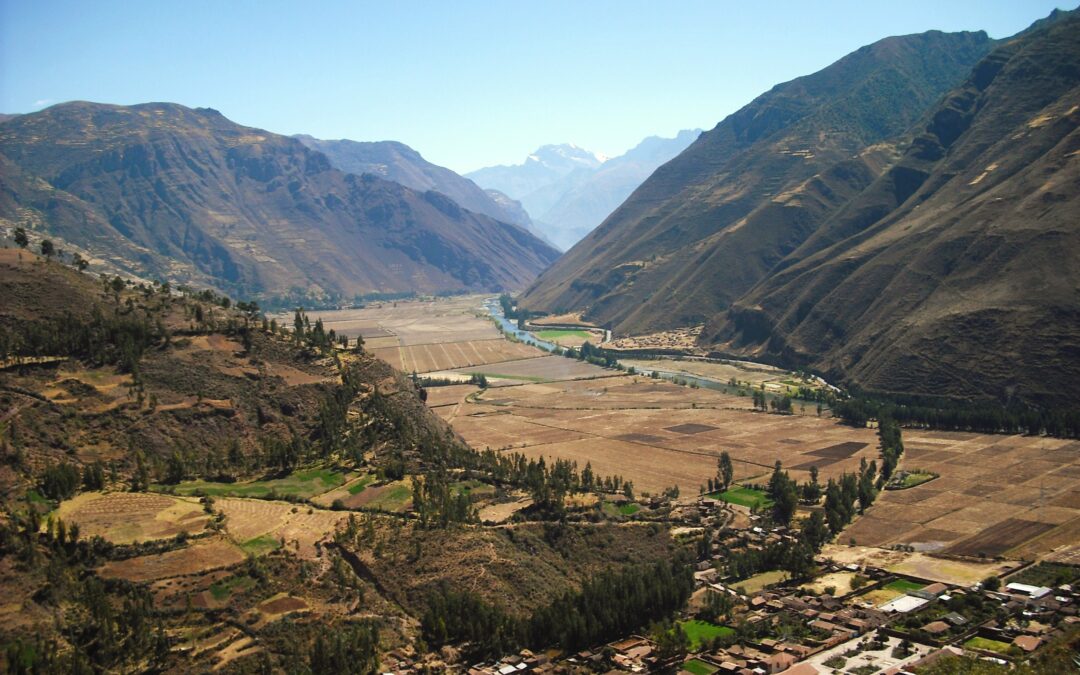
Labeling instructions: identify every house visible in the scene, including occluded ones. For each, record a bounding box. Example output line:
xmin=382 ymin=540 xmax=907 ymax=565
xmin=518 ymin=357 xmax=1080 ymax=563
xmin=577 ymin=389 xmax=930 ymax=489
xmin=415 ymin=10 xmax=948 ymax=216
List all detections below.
xmin=943 ymin=612 xmax=969 ymax=627
xmin=1013 ymin=635 xmax=1042 ymax=653
xmin=1006 ymin=583 xmax=1052 ymax=599
xmin=778 ymin=663 xmax=821 ymax=675
xmin=922 ymin=582 xmax=948 ymax=597
xmin=922 ymin=620 xmax=950 ymax=635
xmin=762 ymin=652 xmax=798 ymax=673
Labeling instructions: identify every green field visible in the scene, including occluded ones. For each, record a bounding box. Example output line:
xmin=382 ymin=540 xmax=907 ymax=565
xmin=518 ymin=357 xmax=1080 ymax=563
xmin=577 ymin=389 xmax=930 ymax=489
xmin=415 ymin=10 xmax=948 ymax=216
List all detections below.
xmin=682 ymin=658 xmax=718 ymax=675
xmin=709 ymin=486 xmax=773 ymax=509
xmin=679 ymin=620 xmax=734 ymax=650
xmin=737 ymin=570 xmax=788 ymax=594
xmin=209 ymin=574 xmax=255 ymax=601
xmin=240 ymin=534 xmax=281 ymax=556
xmin=155 ymin=467 xmax=350 ymax=499
xmin=365 ymin=483 xmax=412 ymax=512
xmin=452 ymin=480 xmax=496 ymax=498
xmin=964 ymin=636 xmax=1013 ymax=655
xmin=535 ymin=329 xmax=591 ymax=341
xmin=884 ymin=578 xmax=925 ymax=593
xmin=347 ymin=475 xmax=376 ymax=495
xmin=602 ymin=501 xmax=641 ymax=517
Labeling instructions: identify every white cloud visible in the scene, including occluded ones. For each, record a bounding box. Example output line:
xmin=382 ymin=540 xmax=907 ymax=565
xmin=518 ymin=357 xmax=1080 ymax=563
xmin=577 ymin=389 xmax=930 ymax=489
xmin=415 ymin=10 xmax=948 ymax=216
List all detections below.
xmin=32 ymin=98 xmax=54 ymax=108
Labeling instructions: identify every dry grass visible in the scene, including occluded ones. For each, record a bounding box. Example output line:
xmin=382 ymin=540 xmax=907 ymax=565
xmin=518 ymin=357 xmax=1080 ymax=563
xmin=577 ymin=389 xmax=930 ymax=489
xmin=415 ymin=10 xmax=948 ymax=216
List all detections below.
xmin=216 ymin=498 xmax=348 ymax=558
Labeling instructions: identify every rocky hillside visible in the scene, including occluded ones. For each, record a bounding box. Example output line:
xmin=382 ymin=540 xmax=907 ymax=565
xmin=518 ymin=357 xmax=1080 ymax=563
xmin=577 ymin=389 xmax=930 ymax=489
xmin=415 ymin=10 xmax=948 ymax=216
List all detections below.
xmin=708 ymin=13 xmax=1080 ymax=407
xmin=0 ymin=102 xmax=560 ymax=305
xmin=519 ymin=30 xmax=995 ymax=330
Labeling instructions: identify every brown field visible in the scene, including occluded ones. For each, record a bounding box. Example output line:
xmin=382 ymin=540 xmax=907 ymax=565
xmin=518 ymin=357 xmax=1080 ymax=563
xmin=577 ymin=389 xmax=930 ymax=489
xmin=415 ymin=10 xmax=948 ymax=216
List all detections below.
xmin=423 ymin=384 xmax=481 ymax=408
xmin=622 ymin=357 xmax=796 ymax=390
xmin=216 ymin=498 xmax=348 ymax=557
xmin=296 ymin=295 xmax=498 ymax=345
xmin=439 ymin=354 xmax=614 ymax=383
xmin=56 ymin=492 xmax=211 ymax=544
xmin=446 ymin=375 xmax=879 ymax=493
xmin=844 ymin=431 xmax=1080 ymax=559
xmin=371 ymin=338 xmax=541 ymax=373
xmin=98 ymin=537 xmax=245 ymax=582
xmin=822 ymin=544 xmax=1019 ymax=586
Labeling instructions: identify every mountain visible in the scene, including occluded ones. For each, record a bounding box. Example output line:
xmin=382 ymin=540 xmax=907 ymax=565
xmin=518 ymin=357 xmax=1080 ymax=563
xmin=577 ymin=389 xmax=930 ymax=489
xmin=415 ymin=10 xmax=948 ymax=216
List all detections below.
xmin=467 ymin=144 xmax=606 ymax=210
xmin=293 ymin=135 xmax=541 ymax=235
xmin=519 ymin=29 xmax=995 ymax=332
xmin=0 ymin=102 xmax=560 ymax=304
xmin=707 ymin=13 xmax=1080 ymax=407
xmin=468 ymin=134 xmax=700 ymax=249
xmin=535 ymin=130 xmax=701 ymax=249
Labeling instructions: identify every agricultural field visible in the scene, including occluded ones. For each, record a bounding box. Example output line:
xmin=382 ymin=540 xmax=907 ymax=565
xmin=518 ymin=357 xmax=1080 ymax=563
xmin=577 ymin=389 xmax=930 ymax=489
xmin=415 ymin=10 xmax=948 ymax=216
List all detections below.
xmin=533 ymin=328 xmax=602 ymax=348
xmin=214 ymin=498 xmax=349 ymax=558
xmin=98 ymin=537 xmax=246 ymax=582
xmin=435 ymin=354 xmax=613 ymax=385
xmin=295 ymin=295 xmax=499 ymax=345
xmin=446 ymin=375 xmax=878 ymax=494
xmin=56 ymin=492 xmax=211 ymax=544
xmin=371 ymin=338 xmax=540 ymax=373
xmin=839 ymin=432 xmax=1080 ymax=559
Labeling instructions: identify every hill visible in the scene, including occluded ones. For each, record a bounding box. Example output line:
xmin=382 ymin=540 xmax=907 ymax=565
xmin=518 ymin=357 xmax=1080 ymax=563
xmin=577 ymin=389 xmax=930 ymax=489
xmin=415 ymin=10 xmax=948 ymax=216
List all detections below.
xmin=0 ymin=102 xmax=560 ymax=306
xmin=519 ymin=30 xmax=995 ymax=331
xmin=707 ymin=14 xmax=1080 ymax=407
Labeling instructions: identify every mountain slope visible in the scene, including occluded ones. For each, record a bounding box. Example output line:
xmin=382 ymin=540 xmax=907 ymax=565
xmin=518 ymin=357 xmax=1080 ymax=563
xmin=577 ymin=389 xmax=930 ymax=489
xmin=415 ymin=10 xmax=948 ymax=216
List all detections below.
xmin=293 ymin=135 xmax=539 ymax=232
xmin=0 ymin=102 xmax=560 ymax=303
xmin=707 ymin=14 xmax=1080 ymax=407
xmin=519 ymin=30 xmax=994 ymax=332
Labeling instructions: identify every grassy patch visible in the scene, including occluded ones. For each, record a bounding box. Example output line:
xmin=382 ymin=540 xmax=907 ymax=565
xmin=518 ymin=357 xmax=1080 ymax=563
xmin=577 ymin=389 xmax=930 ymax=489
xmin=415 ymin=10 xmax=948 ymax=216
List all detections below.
xmin=209 ymin=574 xmax=255 ymax=601
xmin=884 ymin=578 xmax=925 ymax=593
xmin=679 ymin=620 xmax=734 ymax=650
xmin=708 ymin=486 xmax=773 ymax=509
xmin=347 ymin=475 xmax=376 ymax=495
xmin=888 ymin=471 xmax=938 ymax=489
xmin=26 ymin=490 xmax=52 ymax=507
xmin=682 ymin=658 xmax=718 ymax=675
xmin=535 ymin=329 xmax=590 ymax=341
xmin=240 ymin=534 xmax=281 ymax=556
xmin=619 ymin=503 xmax=641 ymax=516
xmin=964 ymin=636 xmax=1013 ymax=655
xmin=157 ymin=467 xmax=350 ymax=500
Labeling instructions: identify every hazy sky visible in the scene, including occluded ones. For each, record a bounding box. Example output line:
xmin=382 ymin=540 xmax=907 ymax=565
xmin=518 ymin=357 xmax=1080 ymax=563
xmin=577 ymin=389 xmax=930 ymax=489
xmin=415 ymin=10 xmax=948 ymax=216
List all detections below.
xmin=0 ymin=1 xmax=1069 ymax=173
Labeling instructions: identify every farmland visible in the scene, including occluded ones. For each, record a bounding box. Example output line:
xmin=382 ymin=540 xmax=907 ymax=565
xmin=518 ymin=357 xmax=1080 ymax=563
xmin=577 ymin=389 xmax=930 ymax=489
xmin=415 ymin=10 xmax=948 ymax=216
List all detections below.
xmin=445 ymin=374 xmax=879 ymax=494
xmin=839 ymin=432 xmax=1080 ymax=559
xmin=56 ymin=492 xmax=211 ymax=544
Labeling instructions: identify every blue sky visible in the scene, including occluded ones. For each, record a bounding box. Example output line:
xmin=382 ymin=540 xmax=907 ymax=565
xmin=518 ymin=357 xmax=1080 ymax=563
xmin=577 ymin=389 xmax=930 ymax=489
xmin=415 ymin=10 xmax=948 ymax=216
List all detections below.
xmin=0 ymin=1 xmax=1069 ymax=173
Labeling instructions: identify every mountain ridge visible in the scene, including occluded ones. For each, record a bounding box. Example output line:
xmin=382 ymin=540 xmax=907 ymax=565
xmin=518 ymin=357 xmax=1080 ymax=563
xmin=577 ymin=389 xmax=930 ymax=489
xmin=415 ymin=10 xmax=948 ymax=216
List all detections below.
xmin=0 ymin=101 xmax=560 ymax=304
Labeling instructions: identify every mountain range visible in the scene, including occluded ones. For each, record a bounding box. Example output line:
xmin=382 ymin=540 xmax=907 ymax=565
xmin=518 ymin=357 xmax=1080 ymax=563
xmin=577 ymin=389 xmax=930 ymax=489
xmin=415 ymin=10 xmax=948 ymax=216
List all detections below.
xmin=467 ymin=131 xmax=700 ymax=249
xmin=522 ymin=12 xmax=1080 ymax=407
xmin=0 ymin=103 xmax=560 ymax=305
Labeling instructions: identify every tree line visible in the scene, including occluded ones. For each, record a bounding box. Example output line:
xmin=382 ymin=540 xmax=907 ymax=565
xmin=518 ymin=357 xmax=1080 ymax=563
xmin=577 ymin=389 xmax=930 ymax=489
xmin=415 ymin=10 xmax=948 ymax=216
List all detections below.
xmin=421 ymin=557 xmax=693 ymax=658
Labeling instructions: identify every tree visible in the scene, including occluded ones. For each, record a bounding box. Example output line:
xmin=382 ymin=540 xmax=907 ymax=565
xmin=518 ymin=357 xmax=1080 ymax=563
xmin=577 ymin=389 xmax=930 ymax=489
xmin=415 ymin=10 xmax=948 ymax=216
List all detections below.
xmin=71 ymin=252 xmax=89 ymax=271
xmin=717 ymin=451 xmax=734 ymax=491
xmin=13 ymin=227 xmax=28 ymax=249
xmin=40 ymin=239 xmax=55 ymax=258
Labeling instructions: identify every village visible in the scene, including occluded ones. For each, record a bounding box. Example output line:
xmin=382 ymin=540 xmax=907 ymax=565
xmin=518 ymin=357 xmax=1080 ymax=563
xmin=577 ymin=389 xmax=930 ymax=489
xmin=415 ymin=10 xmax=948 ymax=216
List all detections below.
xmin=379 ymin=492 xmax=1079 ymax=675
